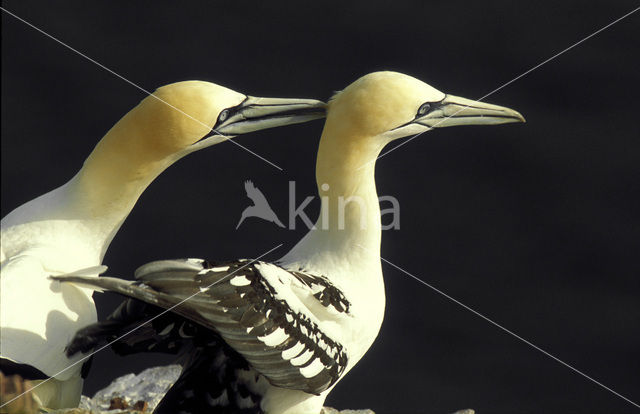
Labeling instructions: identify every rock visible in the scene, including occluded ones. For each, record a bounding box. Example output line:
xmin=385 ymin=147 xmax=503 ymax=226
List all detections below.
xmin=77 ymin=365 xmax=378 ymax=413
xmin=322 ymin=408 xmax=376 ymax=414
xmin=340 ymin=411 xmax=376 ymax=414
xmin=46 ymin=365 xmax=472 ymax=414
xmin=79 ymin=365 xmax=180 ymax=412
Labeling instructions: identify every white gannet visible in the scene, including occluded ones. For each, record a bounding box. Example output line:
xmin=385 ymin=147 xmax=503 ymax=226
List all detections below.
xmin=0 ymin=80 xmax=325 ymax=409
xmin=54 ymin=71 xmax=524 ymax=413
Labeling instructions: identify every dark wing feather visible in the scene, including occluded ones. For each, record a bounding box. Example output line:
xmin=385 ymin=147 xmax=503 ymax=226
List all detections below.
xmin=289 ymin=271 xmax=351 ymax=313
xmin=53 ymin=259 xmax=348 ymax=395
xmin=153 ymin=341 xmax=263 ymax=414
xmin=65 ymin=298 xmax=193 ymax=357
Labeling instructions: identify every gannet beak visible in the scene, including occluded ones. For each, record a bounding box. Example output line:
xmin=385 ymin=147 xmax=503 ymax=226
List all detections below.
xmin=213 ymin=96 xmax=326 ymax=137
xmin=419 ymin=94 xmax=525 ymax=128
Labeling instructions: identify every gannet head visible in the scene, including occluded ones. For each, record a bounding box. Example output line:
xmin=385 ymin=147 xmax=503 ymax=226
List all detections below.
xmin=109 ymin=80 xmax=326 ymax=158
xmin=326 ymin=71 xmax=524 ymax=144
xmin=76 ymin=81 xmax=325 ymax=212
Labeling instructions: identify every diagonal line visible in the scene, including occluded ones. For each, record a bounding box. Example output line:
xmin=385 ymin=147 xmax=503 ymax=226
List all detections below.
xmin=0 ymin=243 xmax=283 ymax=409
xmin=356 ymin=244 xmax=640 ymax=409
xmin=0 ymin=6 xmax=283 ymax=171
xmin=363 ymin=5 xmax=640 ymax=168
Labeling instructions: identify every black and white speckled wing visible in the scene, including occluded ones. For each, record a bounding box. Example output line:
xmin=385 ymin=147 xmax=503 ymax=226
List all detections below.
xmin=54 ymin=259 xmax=349 ymax=395
xmin=287 ymin=270 xmax=350 ymax=314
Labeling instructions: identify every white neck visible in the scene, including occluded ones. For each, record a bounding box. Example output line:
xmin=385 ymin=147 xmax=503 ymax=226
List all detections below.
xmin=69 ymin=153 xmax=184 ymax=259
xmin=1 ymin=103 xmax=195 ymax=266
xmin=281 ymin=128 xmax=387 ymax=280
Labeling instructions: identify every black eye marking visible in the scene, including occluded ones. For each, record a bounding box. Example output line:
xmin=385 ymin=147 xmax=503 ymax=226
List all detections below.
xmin=218 ymin=109 xmax=230 ymax=123
xmin=416 ymin=99 xmax=446 ymax=118
xmin=417 ymin=102 xmax=432 ymax=116
xmin=212 ymin=96 xmax=250 ymax=131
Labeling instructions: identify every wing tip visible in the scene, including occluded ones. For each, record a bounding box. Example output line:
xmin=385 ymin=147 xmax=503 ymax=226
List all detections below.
xmin=135 ymin=258 xmax=206 ymax=279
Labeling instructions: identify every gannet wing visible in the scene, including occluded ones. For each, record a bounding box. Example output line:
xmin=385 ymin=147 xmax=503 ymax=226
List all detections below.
xmin=53 ymin=259 xmax=349 ymax=394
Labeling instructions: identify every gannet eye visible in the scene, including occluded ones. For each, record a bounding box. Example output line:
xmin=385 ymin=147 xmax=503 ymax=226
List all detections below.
xmin=417 ymin=103 xmax=432 ymax=116
xmin=218 ymin=109 xmax=230 ymax=122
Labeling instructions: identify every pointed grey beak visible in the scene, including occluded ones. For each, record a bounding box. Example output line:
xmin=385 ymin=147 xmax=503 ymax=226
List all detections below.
xmin=419 ymin=94 xmax=525 ymax=128
xmin=213 ymin=96 xmax=326 ymax=136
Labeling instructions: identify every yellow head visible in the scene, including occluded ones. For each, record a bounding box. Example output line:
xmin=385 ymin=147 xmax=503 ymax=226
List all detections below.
xmin=324 ymin=71 xmax=524 ymax=146
xmin=90 ymin=80 xmax=326 ymax=166
xmin=77 ymin=80 xmax=325 ymax=213
xmin=106 ymin=82 xmax=241 ymax=159
xmin=315 ymin=71 xmax=525 ymax=193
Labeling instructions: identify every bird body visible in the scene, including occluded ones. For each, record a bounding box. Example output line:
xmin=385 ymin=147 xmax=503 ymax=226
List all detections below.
xmin=56 ymin=71 xmax=524 ymax=413
xmin=0 ymin=81 xmax=325 ymax=409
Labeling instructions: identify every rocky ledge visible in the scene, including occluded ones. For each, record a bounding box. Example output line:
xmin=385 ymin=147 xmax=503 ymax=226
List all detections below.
xmin=1 ymin=366 xmax=474 ymax=413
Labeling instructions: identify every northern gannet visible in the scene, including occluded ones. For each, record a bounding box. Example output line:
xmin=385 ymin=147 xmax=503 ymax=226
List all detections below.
xmin=0 ymin=80 xmax=325 ymax=409
xmin=54 ymin=71 xmax=524 ymax=413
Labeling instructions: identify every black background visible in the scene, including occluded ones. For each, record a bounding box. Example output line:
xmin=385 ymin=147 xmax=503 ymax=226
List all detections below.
xmin=2 ymin=2 xmax=639 ymax=413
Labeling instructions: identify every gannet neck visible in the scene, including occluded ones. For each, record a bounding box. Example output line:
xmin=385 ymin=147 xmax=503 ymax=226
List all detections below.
xmin=0 ymin=81 xmax=246 ymax=266
xmin=78 ymin=82 xmax=232 ymax=213
xmin=314 ymin=129 xmax=385 ymax=245
xmin=281 ymin=125 xmax=386 ymax=279
xmin=66 ymin=82 xmax=242 ymax=251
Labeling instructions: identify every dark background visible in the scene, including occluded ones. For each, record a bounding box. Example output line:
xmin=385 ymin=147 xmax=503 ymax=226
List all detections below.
xmin=2 ymin=2 xmax=639 ymax=413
